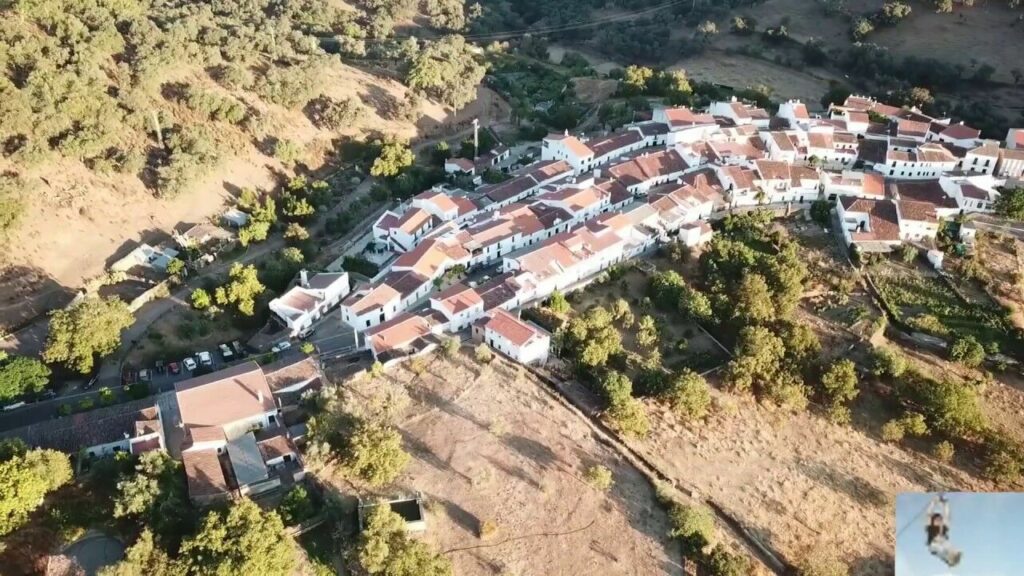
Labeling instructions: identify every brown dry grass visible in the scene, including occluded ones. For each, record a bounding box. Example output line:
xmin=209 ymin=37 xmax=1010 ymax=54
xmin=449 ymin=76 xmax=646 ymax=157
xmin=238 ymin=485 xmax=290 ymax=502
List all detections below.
xmin=325 ymin=352 xmax=685 ymax=576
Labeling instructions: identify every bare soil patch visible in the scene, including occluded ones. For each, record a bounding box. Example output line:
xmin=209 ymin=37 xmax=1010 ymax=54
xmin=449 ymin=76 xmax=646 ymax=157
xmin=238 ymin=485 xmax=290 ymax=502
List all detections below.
xmin=669 ymin=51 xmax=837 ymax=105
xmin=327 ymin=353 xmax=684 ymax=576
xmin=572 ymin=77 xmax=620 ymax=104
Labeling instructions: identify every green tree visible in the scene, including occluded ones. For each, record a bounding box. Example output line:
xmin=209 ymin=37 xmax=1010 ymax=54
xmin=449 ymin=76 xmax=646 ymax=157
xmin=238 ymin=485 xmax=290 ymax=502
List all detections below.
xmin=284 ymin=222 xmax=309 ymax=242
xmin=725 ymin=326 xmax=784 ymax=393
xmin=406 ymin=35 xmax=485 ymax=110
xmin=547 ymin=289 xmax=571 ymax=315
xmin=871 ymin=346 xmax=907 ymax=378
xmin=820 ymin=359 xmax=859 ymax=406
xmin=191 ymin=288 xmax=212 ymax=311
xmin=99 ymin=529 xmax=176 ymax=576
xmin=0 ymin=447 xmax=72 ymax=535
xmin=851 ymin=18 xmax=874 ymax=40
xmin=605 ymin=395 xmax=650 ymax=438
xmin=279 ymin=485 xmax=314 ymax=525
xmin=704 ymin=547 xmax=751 ymax=576
xmin=0 ymin=355 xmax=51 ymax=401
xmin=950 ymin=334 xmax=985 ymax=367
xmin=342 ymin=419 xmax=409 ymax=486
xmin=166 ymin=258 xmax=185 ymax=279
xmin=178 ymin=499 xmax=295 ymax=576
xmin=621 ymin=65 xmax=654 ymax=95
xmin=215 ymin=263 xmax=265 ymax=316
xmin=668 ymin=503 xmax=715 ymax=554
xmin=664 ymin=369 xmax=711 ymax=421
xmin=879 ymin=1 xmax=912 ymax=24
xmin=635 ymin=315 xmax=659 ymax=350
xmin=358 ymin=504 xmax=452 ymax=576
xmin=441 ymin=336 xmax=460 ymax=357
xmin=370 ymin=137 xmax=414 ymax=178
xmin=308 ymin=95 xmax=364 ymax=130
xmin=44 ymin=297 xmax=134 ymax=374
xmin=583 ymin=465 xmax=614 ymax=491
xmin=733 ymin=273 xmax=775 ymax=324
xmin=933 ymin=0 xmax=953 ymax=13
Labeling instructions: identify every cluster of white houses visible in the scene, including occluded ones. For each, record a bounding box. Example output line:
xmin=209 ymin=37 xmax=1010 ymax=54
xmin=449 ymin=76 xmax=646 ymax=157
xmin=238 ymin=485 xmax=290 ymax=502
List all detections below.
xmin=333 ymin=95 xmax=1023 ymax=364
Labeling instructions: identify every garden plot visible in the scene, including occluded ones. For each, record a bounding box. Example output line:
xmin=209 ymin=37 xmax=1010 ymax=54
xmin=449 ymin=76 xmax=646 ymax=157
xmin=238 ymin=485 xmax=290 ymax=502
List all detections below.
xmin=870 ymin=260 xmax=1017 ymax=354
xmin=327 ymin=353 xmax=684 ymax=576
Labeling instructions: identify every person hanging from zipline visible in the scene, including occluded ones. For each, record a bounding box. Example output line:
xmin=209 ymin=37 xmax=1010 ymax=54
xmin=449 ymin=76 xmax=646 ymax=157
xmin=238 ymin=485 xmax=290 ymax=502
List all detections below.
xmin=925 ymin=494 xmax=962 ymax=567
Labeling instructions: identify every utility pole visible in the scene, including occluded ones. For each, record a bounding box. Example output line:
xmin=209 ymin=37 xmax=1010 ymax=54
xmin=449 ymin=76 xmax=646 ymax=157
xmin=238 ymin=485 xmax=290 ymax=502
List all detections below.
xmin=472 ymin=118 xmax=479 ymax=160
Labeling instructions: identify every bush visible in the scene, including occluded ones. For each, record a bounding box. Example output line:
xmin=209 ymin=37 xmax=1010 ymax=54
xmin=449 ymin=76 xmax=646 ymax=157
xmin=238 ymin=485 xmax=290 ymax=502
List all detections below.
xmin=583 ymin=465 xmax=614 ymax=491
xmin=478 ymin=519 xmax=499 ymax=540
xmin=300 ymin=342 xmax=315 ymax=355
xmin=798 ymin=547 xmax=849 ymax=576
xmin=441 ymin=337 xmax=459 ymax=357
xmin=871 ymin=347 xmax=906 ymax=378
xmin=274 ymin=139 xmax=303 ymax=167
xmin=664 ymin=370 xmax=711 ymax=421
xmin=474 ymin=344 xmax=493 ymax=364
xmin=881 ymin=420 xmax=905 ymax=443
xmin=933 ymin=440 xmax=955 ymax=462
xmin=605 ymin=397 xmax=650 ymax=438
xmin=191 ymin=288 xmax=212 ymax=310
xmin=949 ymin=334 xmax=985 ymax=367
xmin=279 ymin=485 xmax=314 ymax=525
xmin=668 ymin=503 xmax=715 ymax=554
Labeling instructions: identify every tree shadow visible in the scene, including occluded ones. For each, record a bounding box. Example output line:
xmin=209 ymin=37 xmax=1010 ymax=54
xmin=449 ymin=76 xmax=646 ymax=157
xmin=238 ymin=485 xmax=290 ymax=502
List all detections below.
xmin=482 ymin=453 xmax=541 ymax=490
xmin=360 ymin=85 xmax=402 ymax=122
xmin=795 ymin=459 xmax=890 ymax=508
xmin=404 ymin=381 xmax=489 ymax=430
xmin=502 ymin=434 xmax=557 ymax=470
xmin=0 ymin=265 xmax=75 ymax=340
xmin=398 ymin=429 xmax=471 ymax=484
xmin=438 ymin=497 xmax=478 ymax=536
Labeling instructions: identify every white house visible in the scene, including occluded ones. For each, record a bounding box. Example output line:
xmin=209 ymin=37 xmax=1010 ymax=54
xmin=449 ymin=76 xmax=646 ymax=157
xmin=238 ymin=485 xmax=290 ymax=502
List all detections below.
xmin=340 ymin=281 xmax=403 ymax=332
xmin=1007 ymin=128 xmax=1024 ymax=150
xmin=429 ymin=282 xmax=484 ymax=332
xmin=605 ymin=149 xmax=690 ymax=194
xmin=960 ymin=143 xmax=1000 ymax=175
xmin=365 ymin=311 xmax=447 ymax=363
xmin=709 ymin=97 xmax=770 ymax=128
xmin=878 ymin=143 xmax=958 ymax=180
xmin=776 ymin=99 xmax=811 ymax=129
xmin=269 ymin=271 xmax=350 ymax=337
xmin=472 ymin=309 xmax=550 ymax=365
xmin=933 ymin=122 xmax=982 ymax=148
xmin=651 ymin=106 xmax=719 ymax=145
xmin=940 ymin=174 xmax=1003 ymax=214
xmin=997 ymin=148 xmax=1024 ymax=179
xmin=762 ymin=131 xmax=801 ymax=164
xmin=412 ymin=188 xmax=478 ymax=224
xmin=836 ymin=197 xmax=902 ymax=252
xmin=175 ymin=362 xmax=282 ymax=449
xmin=541 ymin=131 xmax=595 ymax=174
xmin=444 ymin=157 xmax=475 ymax=175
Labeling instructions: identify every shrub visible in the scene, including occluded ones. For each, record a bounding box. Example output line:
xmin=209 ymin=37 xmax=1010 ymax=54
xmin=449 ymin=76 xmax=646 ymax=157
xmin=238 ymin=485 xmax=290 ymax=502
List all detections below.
xmin=478 ymin=519 xmax=499 ymax=540
xmin=474 ymin=344 xmax=493 ymax=364
xmin=949 ymin=334 xmax=985 ymax=367
xmin=606 ymin=397 xmax=650 ymax=438
xmin=583 ymin=465 xmax=614 ymax=491
xmin=548 ymin=290 xmax=571 ymax=315
xmin=279 ymin=485 xmax=314 ymax=525
xmin=933 ymin=440 xmax=955 ymax=463
xmin=664 ymin=370 xmax=711 ymax=421
xmin=668 ymin=503 xmax=715 ymax=555
xmin=871 ymin=346 xmax=907 ymax=378
xmin=900 ymin=412 xmax=929 ymax=437
xmin=274 ymin=139 xmax=303 ymax=167
xmin=441 ymin=337 xmax=459 ymax=357
xmin=300 ymin=342 xmax=315 ymax=355
xmin=881 ymin=420 xmax=905 ymax=443
xmin=798 ymin=547 xmax=849 ymax=576
xmin=191 ymin=288 xmax=212 ymax=310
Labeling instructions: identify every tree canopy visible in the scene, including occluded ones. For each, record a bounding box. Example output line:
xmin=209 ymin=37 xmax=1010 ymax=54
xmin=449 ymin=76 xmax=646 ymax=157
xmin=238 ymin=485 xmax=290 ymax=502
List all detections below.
xmin=358 ymin=504 xmax=453 ymax=576
xmin=370 ymin=137 xmax=415 ymax=178
xmin=994 ymin=187 xmax=1024 ymax=220
xmin=406 ymin=35 xmax=485 ymax=110
xmin=178 ymin=499 xmax=295 ymax=576
xmin=0 ymin=445 xmax=72 ymax=536
xmin=215 ymin=263 xmax=265 ymax=316
xmin=0 ymin=354 xmax=51 ymax=402
xmin=44 ymin=296 xmax=134 ymax=373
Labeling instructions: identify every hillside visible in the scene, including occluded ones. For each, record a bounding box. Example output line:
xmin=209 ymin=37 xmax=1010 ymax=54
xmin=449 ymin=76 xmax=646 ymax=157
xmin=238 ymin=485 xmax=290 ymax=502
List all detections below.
xmin=0 ymin=0 xmax=489 ymax=334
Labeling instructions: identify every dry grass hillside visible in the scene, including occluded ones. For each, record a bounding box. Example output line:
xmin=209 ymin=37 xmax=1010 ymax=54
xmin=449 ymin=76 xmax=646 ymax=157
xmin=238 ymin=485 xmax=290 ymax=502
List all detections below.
xmin=0 ymin=56 xmax=503 ymax=333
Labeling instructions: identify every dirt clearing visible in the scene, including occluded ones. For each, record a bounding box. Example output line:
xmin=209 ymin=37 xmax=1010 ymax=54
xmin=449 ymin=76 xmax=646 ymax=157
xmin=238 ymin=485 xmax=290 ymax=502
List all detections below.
xmin=329 ymin=353 xmax=684 ymax=576
xmin=670 ymin=52 xmax=837 ymax=106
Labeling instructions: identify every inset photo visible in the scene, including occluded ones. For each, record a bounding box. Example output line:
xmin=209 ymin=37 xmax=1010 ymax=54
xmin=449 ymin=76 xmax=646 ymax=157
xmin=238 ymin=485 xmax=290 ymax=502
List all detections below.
xmin=896 ymin=492 xmax=1024 ymax=575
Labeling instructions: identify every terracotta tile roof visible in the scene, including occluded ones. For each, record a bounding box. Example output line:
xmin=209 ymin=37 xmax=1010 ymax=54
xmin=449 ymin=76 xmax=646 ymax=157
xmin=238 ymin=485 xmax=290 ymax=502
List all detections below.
xmin=263 ymin=355 xmax=321 ymax=393
xmin=840 ymin=197 xmax=900 ymax=242
xmin=475 ymin=272 xmax=520 ymax=310
xmin=374 ymin=211 xmax=400 ymax=231
xmin=633 ymin=122 xmax=669 ymax=136
xmin=842 ymin=96 xmax=875 ymax=111
xmin=188 ymin=426 xmax=225 ymax=445
xmin=807 ymin=132 xmax=834 ymax=150
xmin=1010 ymin=128 xmax=1024 ymax=147
xmin=863 ymin=172 xmax=885 ymax=196
xmin=131 ymin=436 xmax=162 ymax=455
xmin=897 ymin=119 xmax=930 ymax=139
xmin=366 ymin=312 xmax=433 ymax=354
xmin=790 ymin=165 xmax=819 ymax=185
xmin=870 ymin=102 xmax=902 ymax=117
xmin=382 ymin=270 xmax=431 ymax=298
xmin=662 ymin=106 xmax=716 ymax=127
xmin=707 ymin=141 xmax=764 ymax=161
xmin=915 ymin=143 xmax=958 ymax=163
xmin=175 ymin=362 xmax=276 ymax=431
xmin=941 ymin=123 xmax=980 ymax=141
xmin=480 ymin=176 xmax=535 ymax=204
xmin=754 ymin=160 xmax=791 ymax=181
xmin=536 ymin=183 xmax=608 ymax=213
xmin=276 ymin=288 xmax=319 ymax=314
xmin=888 ymin=179 xmax=958 ymax=209
xmin=722 ymin=165 xmax=757 ymax=190
xmin=847 ymin=111 xmax=869 ymax=124
xmin=1002 ymin=148 xmax=1024 ymax=161
xmin=393 ymin=238 xmax=469 ymax=278
xmin=414 ymin=190 xmax=461 ymax=214
xmin=0 ymin=399 xmax=163 ymax=454
xmin=135 ymin=419 xmax=161 ymax=437
xmin=394 ymin=208 xmax=434 ymax=235
xmin=790 ymin=102 xmax=809 ymax=119
xmin=342 ymin=281 xmax=401 ymax=314
xmin=898 ymin=200 xmax=939 ymax=223
xmin=432 ymin=282 xmax=483 ymax=314
xmin=484 ymin=309 xmax=545 ymax=347
xmin=959 ymin=183 xmax=991 ymax=200
xmin=446 ymin=158 xmax=474 ymax=171
xmin=859 ymin=140 xmax=888 ymax=164
xmin=833 ymin=132 xmax=858 ymax=145
xmin=256 ymin=431 xmax=297 ymax=462
xmin=548 ymin=133 xmax=594 ymax=158
xmin=182 ymin=448 xmax=230 ymax=498
xmin=607 ymin=149 xmax=688 ymax=187
xmin=969 ymin=144 xmax=1000 ymax=158
xmin=451 ymin=195 xmax=478 ymax=216
xmin=768 ymin=132 xmax=796 ymax=152
xmin=588 ymin=130 xmax=643 ymax=158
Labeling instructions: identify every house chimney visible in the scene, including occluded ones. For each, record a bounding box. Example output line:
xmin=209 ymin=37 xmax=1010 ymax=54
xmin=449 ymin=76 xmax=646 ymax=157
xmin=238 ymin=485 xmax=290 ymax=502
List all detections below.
xmin=300 ymin=270 xmax=308 ymax=288
xmin=564 ymin=129 xmax=569 ymax=136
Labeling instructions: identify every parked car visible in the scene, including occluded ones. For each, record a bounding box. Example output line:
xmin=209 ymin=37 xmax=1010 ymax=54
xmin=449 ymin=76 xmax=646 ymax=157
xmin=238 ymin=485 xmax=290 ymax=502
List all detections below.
xmin=219 ymin=344 xmax=234 ymax=360
xmin=38 ymin=390 xmax=57 ymax=400
xmin=271 ymin=341 xmax=292 ymax=353
xmin=183 ymin=357 xmax=198 ymax=372
xmin=2 ymin=401 xmax=27 ymax=411
xmin=168 ymin=362 xmax=181 ymax=375
xmin=231 ymin=341 xmax=246 ymax=356
xmin=197 ymin=351 xmax=213 ymax=366
xmin=138 ymin=369 xmax=152 ymax=382
xmin=154 ymin=360 xmax=165 ymax=374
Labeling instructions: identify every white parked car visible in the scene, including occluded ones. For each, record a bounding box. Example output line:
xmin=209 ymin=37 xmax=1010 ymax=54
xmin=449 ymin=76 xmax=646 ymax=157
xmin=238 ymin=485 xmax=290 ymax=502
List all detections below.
xmin=197 ymin=351 xmax=213 ymax=366
xmin=2 ymin=401 xmax=26 ymax=412
xmin=183 ymin=357 xmax=198 ymax=371
xmin=219 ymin=344 xmax=234 ymax=360
xmin=271 ymin=341 xmax=292 ymax=353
